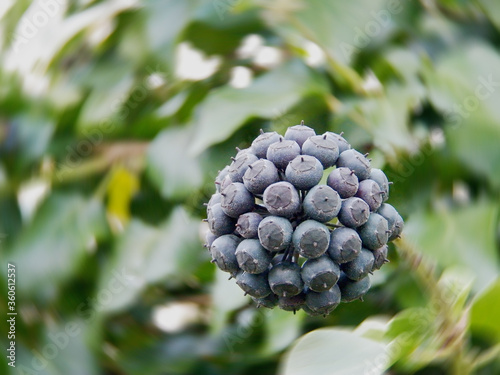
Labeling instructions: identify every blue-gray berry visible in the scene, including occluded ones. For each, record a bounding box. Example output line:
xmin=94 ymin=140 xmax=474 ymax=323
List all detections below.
xmin=228 ymin=152 xmax=259 ymax=183
xmin=207 ymin=203 xmax=236 ymax=236
xmin=377 ymin=203 xmax=404 ymax=241
xmin=327 ymin=167 xmax=359 ymax=198
xmin=301 ymin=255 xmax=340 ymax=292
xmin=305 ymin=284 xmax=341 ymax=316
xmin=370 ymin=168 xmax=390 ymax=202
xmin=269 ymin=262 xmax=304 ymax=297
xmin=284 ymin=123 xmax=316 ymax=147
xmin=292 ymin=220 xmax=330 ymax=259
xmin=278 ymin=292 xmax=306 ymax=312
xmin=303 ymin=185 xmax=341 ymax=222
xmin=235 ymin=212 xmax=263 ymax=239
xmin=252 ymin=293 xmax=279 ymax=309
xmin=266 ymin=137 xmax=301 ymax=170
xmin=285 ymin=155 xmax=323 ymax=190
xmin=263 ymin=181 xmax=301 ymax=218
xmin=210 ymin=234 xmax=241 ymax=274
xmin=257 ymin=216 xmax=293 ymax=251
xmin=243 ymin=158 xmax=279 ymax=194
xmin=372 ymin=245 xmax=388 ymax=271
xmin=336 ymin=149 xmax=371 ymax=181
xmin=251 ymin=130 xmax=282 ymax=158
xmin=341 ymin=248 xmax=374 ymax=281
xmin=337 ymin=197 xmax=370 ymax=228
xmin=324 ymin=132 xmax=351 ymax=154
xmin=215 ymin=166 xmax=231 ymax=193
xmin=301 ymin=134 xmax=339 ymax=168
xmin=338 ymin=273 xmax=371 ymax=302
xmin=236 ymin=271 xmax=272 ymax=298
xmin=357 ymin=213 xmax=389 ymax=250
xmin=235 ymin=239 xmax=272 ymax=274
xmin=327 ymin=227 xmax=362 ymax=263
xmin=355 ymin=179 xmax=384 ymax=212
xmin=221 ymin=182 xmax=255 ymax=218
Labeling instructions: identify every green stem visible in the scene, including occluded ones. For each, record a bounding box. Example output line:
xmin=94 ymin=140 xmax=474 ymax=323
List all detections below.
xmin=394 ymin=236 xmax=472 ymax=375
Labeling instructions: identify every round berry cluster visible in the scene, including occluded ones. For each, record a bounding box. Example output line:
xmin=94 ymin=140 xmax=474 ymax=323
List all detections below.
xmin=205 ymin=123 xmax=403 ymax=316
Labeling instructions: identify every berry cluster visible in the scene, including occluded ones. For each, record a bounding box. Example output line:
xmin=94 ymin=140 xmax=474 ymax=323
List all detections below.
xmin=205 ymin=122 xmax=403 ymax=316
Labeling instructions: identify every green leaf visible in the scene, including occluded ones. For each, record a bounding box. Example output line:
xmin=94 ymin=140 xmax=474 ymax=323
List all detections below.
xmin=264 ymin=308 xmax=305 ymax=354
xmin=422 ymin=42 xmax=500 ymax=187
xmin=6 ymin=194 xmax=107 ymax=300
xmin=290 ymin=0 xmax=390 ymax=64
xmin=6 ymin=0 xmax=139 ymax=73
xmin=437 ymin=267 xmax=474 ymax=319
xmin=470 ymin=278 xmax=500 ymax=343
xmin=385 ymin=307 xmax=434 ymax=361
xmin=279 ymin=328 xmax=389 ymax=375
xmin=39 ymin=320 xmax=98 ymax=375
xmin=13 ymin=115 xmax=55 ymax=164
xmin=98 ymin=207 xmax=203 ymax=313
xmin=338 ymin=83 xmax=421 ymax=157
xmin=144 ymin=0 xmax=199 ymax=58
xmin=146 ymin=125 xmax=204 ymax=200
xmin=210 ymin=268 xmax=249 ymax=332
xmin=267 ymin=0 xmax=393 ymax=89
xmin=188 ymin=60 xmax=329 ymax=154
xmin=403 ymin=201 xmax=499 ymax=292
xmin=76 ymin=61 xmax=135 ymax=131
xmin=477 ymin=0 xmax=500 ymax=31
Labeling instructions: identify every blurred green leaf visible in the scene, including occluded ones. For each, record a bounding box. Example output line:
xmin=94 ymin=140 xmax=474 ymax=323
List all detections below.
xmin=270 ymin=0 xmax=393 ymax=89
xmin=76 ymin=61 xmax=135 ymax=131
xmin=144 ymin=0 xmax=199 ymax=65
xmin=289 ymin=0 xmax=389 ymax=64
xmin=263 ymin=308 xmax=304 ymax=354
xmin=7 ymin=194 xmax=107 ymax=300
xmin=385 ymin=307 xmax=432 ymax=365
xmin=147 ymin=125 xmax=204 ymax=200
xmin=7 ymin=0 xmax=139 ymax=74
xmin=210 ymin=268 xmax=249 ymax=332
xmin=339 ymin=84 xmax=421 ymax=158
xmin=404 ymin=201 xmax=499 ymax=292
xmin=11 ymin=116 xmax=54 ymax=164
xmin=423 ymin=43 xmax=500 ymax=187
xmin=437 ymin=267 xmax=474 ymax=319
xmin=189 ymin=60 xmax=329 ymax=154
xmin=98 ymin=207 xmax=202 ymax=313
xmin=40 ymin=320 xmax=98 ymax=375
xmin=279 ymin=328 xmax=389 ymax=375
xmin=477 ymin=0 xmax=500 ymax=30
xmin=470 ymin=278 xmax=500 ymax=343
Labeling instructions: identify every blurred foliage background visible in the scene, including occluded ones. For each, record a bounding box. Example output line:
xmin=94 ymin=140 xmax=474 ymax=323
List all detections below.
xmin=0 ymin=0 xmax=499 ymax=374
